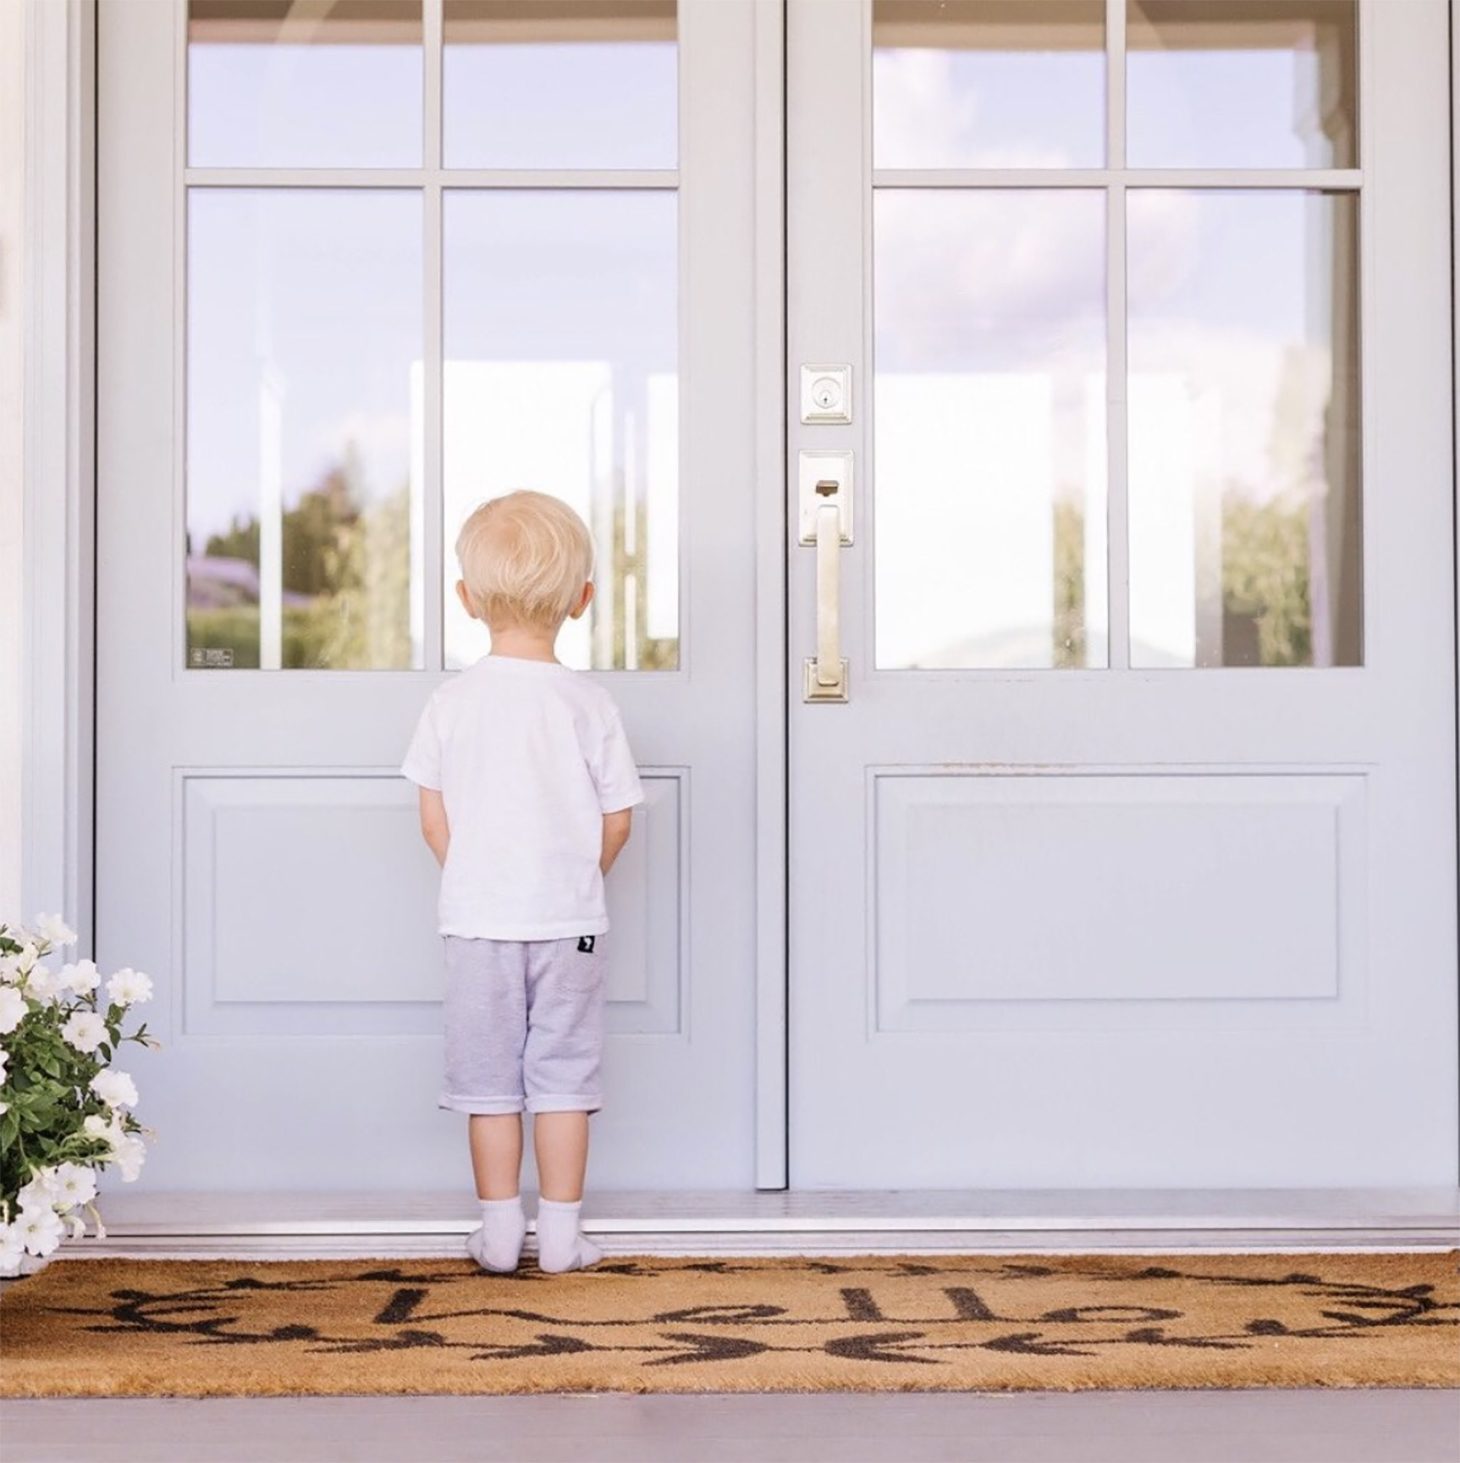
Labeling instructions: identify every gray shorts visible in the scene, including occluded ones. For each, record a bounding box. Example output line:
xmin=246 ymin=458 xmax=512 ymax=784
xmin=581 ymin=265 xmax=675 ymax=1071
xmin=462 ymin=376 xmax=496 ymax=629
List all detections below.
xmin=440 ymin=935 xmax=607 ymax=1116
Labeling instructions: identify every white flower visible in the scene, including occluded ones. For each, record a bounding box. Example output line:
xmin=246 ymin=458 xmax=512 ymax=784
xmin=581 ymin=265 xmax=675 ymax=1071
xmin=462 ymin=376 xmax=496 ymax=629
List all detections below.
xmin=61 ymin=1010 xmax=106 ymax=1053
xmin=0 ymin=985 xmax=27 ymax=1036
xmin=90 ymin=1069 xmax=139 ymax=1109
xmin=105 ymin=968 xmax=153 ymax=1007
xmin=83 ymin=1112 xmax=147 ymax=1181
xmin=23 ymin=963 xmax=64 ymax=1003
xmin=33 ymin=914 xmax=78 ymax=949
xmin=17 ymin=1169 xmax=59 ymax=1214
xmin=59 ymin=959 xmax=99 ymax=995
xmin=17 ymin=1205 xmax=64 ymax=1256
xmin=0 ymin=1223 xmax=24 ymax=1276
xmin=0 ymin=1045 xmax=8 ymax=1082
xmin=114 ymin=1133 xmax=146 ymax=1182
xmin=51 ymin=1162 xmax=98 ymax=1208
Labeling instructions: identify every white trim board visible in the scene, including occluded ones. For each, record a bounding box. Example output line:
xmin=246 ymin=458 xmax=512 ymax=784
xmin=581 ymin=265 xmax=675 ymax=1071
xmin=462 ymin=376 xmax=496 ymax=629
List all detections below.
xmin=71 ymin=1187 xmax=1460 ymax=1256
xmin=58 ymin=1236 xmax=1460 ymax=1261
xmin=18 ymin=0 xmax=95 ymax=945
xmin=85 ymin=1185 xmax=1460 ymax=1238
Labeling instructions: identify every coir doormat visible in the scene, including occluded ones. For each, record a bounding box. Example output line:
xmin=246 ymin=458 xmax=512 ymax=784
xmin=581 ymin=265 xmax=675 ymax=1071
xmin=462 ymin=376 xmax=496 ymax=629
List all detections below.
xmin=2 ymin=1252 xmax=1457 ymax=1397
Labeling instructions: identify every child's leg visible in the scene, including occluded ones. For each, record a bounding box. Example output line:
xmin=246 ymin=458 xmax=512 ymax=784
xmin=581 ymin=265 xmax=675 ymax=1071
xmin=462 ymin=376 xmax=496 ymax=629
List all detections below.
xmin=469 ymin=1113 xmax=524 ymax=1198
xmin=441 ymin=938 xmax=529 ymax=1272
xmin=532 ymin=1113 xmax=601 ymax=1272
xmin=533 ymin=1111 xmax=588 ymax=1201
xmin=524 ymin=938 xmax=607 ymax=1272
xmin=467 ymin=1111 xmax=527 ymax=1273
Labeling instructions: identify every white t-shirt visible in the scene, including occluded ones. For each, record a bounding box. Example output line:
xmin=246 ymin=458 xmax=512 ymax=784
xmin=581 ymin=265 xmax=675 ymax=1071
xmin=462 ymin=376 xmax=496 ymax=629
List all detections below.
xmin=401 ymin=656 xmax=644 ymax=940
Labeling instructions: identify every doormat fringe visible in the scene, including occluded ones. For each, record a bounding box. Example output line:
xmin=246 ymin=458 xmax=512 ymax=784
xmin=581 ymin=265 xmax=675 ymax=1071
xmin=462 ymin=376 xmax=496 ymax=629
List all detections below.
xmin=2 ymin=1251 xmax=1457 ymax=1397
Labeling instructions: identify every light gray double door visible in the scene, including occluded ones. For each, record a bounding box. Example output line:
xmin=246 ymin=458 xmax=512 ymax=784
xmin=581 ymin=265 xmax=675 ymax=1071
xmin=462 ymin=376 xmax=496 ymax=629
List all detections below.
xmin=98 ymin=0 xmax=1457 ymax=1195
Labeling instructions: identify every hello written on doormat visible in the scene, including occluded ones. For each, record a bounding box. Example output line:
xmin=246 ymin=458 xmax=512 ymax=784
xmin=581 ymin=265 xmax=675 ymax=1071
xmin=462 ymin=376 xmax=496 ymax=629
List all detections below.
xmin=1 ymin=1251 xmax=1457 ymax=1397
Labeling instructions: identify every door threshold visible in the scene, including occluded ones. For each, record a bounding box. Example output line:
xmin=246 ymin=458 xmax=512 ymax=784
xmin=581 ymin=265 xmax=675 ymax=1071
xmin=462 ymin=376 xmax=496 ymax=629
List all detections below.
xmin=75 ymin=1188 xmax=1460 ymax=1258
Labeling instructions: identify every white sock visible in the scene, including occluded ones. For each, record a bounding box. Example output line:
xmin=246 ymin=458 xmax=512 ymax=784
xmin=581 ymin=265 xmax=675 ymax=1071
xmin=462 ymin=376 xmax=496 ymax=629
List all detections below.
xmin=467 ymin=1196 xmax=526 ymax=1274
xmin=535 ymin=1197 xmax=603 ymax=1274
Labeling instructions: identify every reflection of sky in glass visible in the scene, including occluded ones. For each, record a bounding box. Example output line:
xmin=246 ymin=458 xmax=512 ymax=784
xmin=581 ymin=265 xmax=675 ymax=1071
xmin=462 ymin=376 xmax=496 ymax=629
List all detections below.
xmin=189 ymin=21 xmax=423 ymax=167
xmin=187 ymin=189 xmax=421 ymax=545
xmin=874 ymin=0 xmax=1105 ymax=169
xmin=875 ymin=190 xmax=1107 ymax=670
xmin=873 ymin=184 xmax=1352 ymax=669
xmin=442 ymin=191 xmax=677 ymax=670
xmin=1127 ymin=1 xmax=1355 ymax=168
xmin=1128 ymin=191 xmax=1355 ymax=667
xmin=444 ymin=42 xmax=677 ymax=169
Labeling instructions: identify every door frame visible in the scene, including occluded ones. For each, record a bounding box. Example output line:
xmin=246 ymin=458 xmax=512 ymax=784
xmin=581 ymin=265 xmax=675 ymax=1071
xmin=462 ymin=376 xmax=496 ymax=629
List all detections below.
xmin=15 ymin=0 xmax=1460 ymax=1190
xmin=16 ymin=0 xmax=96 ymax=955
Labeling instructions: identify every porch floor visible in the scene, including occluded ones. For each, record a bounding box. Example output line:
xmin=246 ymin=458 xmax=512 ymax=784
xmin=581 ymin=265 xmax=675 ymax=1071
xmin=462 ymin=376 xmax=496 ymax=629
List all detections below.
xmin=4 ymin=1390 xmax=1458 ymax=1463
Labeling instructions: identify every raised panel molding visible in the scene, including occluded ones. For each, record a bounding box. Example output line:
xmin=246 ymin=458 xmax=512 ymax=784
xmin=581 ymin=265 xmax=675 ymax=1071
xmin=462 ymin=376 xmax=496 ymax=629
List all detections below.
xmin=870 ymin=769 xmax=1366 ymax=1034
xmin=179 ymin=769 xmax=686 ymax=1038
xmin=603 ymin=773 xmax=685 ymax=1036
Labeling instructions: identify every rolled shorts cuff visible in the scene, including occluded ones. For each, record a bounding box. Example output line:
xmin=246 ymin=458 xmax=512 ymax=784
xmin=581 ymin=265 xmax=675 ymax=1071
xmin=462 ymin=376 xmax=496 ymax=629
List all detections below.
xmin=525 ymin=1093 xmax=603 ymax=1115
xmin=438 ymin=1092 xmax=525 ymax=1116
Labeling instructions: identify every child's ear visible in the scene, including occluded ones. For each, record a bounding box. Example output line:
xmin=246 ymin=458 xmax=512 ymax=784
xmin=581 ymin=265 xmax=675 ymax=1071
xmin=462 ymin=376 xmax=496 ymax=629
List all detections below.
xmin=455 ymin=579 xmax=477 ymax=620
xmin=569 ymin=581 xmax=595 ymax=621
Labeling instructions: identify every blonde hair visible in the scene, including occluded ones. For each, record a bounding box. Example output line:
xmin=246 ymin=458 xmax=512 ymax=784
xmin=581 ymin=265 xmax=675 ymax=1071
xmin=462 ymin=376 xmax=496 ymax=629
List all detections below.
xmin=455 ymin=491 xmax=595 ymax=631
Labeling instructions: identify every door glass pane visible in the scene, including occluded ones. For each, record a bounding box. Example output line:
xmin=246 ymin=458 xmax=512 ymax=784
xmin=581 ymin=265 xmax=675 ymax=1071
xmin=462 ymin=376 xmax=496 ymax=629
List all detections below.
xmin=873 ymin=0 xmax=1105 ymax=169
xmin=186 ymin=190 xmax=423 ymax=670
xmin=188 ymin=1 xmax=423 ymax=168
xmin=443 ymin=191 xmax=678 ymax=670
xmin=1127 ymin=0 xmax=1357 ymax=169
xmin=1127 ymin=190 xmax=1360 ymax=668
xmin=444 ymin=0 xmax=677 ymax=169
xmin=875 ymin=190 xmax=1107 ymax=670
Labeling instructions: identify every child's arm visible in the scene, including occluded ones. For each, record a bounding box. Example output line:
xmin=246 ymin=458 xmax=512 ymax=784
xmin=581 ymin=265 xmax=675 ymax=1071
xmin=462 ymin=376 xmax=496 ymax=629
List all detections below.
xmin=601 ymin=808 xmax=632 ymax=874
xmin=419 ymin=788 xmax=450 ymax=867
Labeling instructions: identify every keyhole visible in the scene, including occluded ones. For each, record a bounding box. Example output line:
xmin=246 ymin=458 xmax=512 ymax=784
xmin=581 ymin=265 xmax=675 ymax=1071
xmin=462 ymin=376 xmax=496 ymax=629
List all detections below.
xmin=815 ymin=479 xmax=839 ymax=497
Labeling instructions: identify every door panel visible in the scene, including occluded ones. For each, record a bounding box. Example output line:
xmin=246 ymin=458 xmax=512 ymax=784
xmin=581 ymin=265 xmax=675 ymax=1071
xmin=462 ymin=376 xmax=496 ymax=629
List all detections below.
xmin=97 ymin=0 xmax=762 ymax=1191
xmin=788 ymin=0 xmax=1457 ymax=1187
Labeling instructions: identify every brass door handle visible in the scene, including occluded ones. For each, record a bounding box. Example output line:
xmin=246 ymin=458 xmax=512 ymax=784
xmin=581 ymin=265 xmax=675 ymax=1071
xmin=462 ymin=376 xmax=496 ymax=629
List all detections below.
xmin=801 ymin=453 xmax=851 ymax=702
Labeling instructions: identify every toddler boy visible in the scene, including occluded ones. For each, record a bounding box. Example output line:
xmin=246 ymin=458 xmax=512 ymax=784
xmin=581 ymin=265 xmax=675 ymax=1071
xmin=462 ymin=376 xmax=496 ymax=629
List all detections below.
xmin=402 ymin=491 xmax=642 ymax=1273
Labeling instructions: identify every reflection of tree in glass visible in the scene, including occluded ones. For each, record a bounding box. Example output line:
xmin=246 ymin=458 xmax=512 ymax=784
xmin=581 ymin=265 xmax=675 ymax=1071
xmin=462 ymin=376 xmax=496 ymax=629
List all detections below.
xmin=598 ymin=501 xmax=676 ymax=671
xmin=1222 ymin=494 xmax=1310 ymax=668
xmin=187 ymin=441 xmax=412 ymax=670
xmin=1217 ymin=345 xmax=1322 ymax=667
xmin=1052 ymin=498 xmax=1085 ymax=670
xmin=1048 ymin=491 xmax=1311 ymax=670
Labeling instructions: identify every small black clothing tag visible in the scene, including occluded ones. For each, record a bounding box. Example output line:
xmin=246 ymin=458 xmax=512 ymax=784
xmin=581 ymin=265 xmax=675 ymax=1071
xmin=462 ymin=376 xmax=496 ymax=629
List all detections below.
xmin=577 ymin=936 xmax=596 ymax=954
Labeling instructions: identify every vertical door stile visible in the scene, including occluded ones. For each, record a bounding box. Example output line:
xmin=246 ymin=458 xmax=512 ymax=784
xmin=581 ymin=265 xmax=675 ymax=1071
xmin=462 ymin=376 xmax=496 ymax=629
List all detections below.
xmin=421 ymin=0 xmax=444 ymax=670
xmin=1105 ymin=0 xmax=1130 ymax=671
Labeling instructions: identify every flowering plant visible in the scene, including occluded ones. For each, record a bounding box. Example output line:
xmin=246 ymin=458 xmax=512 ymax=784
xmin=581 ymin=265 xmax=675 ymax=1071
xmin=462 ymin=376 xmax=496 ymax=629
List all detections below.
xmin=0 ymin=915 xmax=155 ymax=1275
